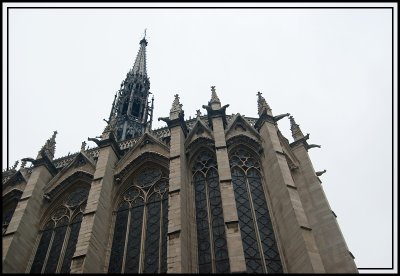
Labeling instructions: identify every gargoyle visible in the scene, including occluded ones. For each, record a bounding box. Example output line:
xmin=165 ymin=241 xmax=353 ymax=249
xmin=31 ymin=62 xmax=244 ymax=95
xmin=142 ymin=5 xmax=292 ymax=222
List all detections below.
xmin=88 ymin=137 xmax=101 ymax=146
xmin=316 ymin=169 xmax=326 ymax=176
xmin=21 ymin=157 xmax=35 ymax=163
xmin=307 ymin=144 xmax=321 ymax=150
xmin=274 ymin=113 xmax=290 ymax=122
xmin=158 ymin=117 xmax=170 ymax=123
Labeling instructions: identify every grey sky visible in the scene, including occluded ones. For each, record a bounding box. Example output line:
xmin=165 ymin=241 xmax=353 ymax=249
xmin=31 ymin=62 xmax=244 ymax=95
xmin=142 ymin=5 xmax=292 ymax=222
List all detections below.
xmin=3 ymin=3 xmax=397 ymax=273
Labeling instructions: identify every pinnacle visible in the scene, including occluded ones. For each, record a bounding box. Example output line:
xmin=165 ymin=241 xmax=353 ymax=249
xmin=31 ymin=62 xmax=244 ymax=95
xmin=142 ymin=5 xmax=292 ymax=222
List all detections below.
xmin=289 ymin=115 xmax=304 ymax=141
xmin=210 ymin=86 xmax=220 ymax=104
xmin=257 ymin=92 xmax=272 ymax=116
xmin=170 ymin=94 xmax=183 ymax=113
xmin=37 ymin=130 xmax=58 ymax=160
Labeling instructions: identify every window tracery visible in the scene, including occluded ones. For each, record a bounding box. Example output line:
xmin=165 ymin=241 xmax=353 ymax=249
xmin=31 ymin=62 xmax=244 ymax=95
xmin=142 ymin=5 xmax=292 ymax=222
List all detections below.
xmin=30 ymin=186 xmax=89 ymax=273
xmin=229 ymin=148 xmax=283 ymax=273
xmin=192 ymin=150 xmax=230 ymax=273
xmin=108 ymin=167 xmax=168 ymax=273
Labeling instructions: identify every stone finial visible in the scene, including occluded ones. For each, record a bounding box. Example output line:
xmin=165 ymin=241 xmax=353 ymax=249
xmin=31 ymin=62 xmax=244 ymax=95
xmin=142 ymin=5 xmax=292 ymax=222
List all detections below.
xmin=11 ymin=160 xmax=19 ymax=170
xmin=289 ymin=115 xmax=305 ymax=141
xmin=210 ymin=86 xmax=220 ymax=104
xmin=257 ymin=92 xmax=272 ymax=116
xmin=196 ymin=109 xmax=201 ymax=119
xmin=81 ymin=141 xmax=87 ymax=151
xmin=37 ymin=130 xmax=58 ymax=160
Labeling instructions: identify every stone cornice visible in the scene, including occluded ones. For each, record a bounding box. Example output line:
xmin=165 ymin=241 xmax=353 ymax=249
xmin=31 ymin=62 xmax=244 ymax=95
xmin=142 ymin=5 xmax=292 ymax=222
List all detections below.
xmin=289 ymin=133 xmax=310 ymax=149
xmin=89 ymin=133 xmax=123 ymax=159
xmin=158 ymin=112 xmax=188 ymax=137
xmin=254 ymin=111 xmax=276 ymax=130
xmin=31 ymin=154 xmax=58 ymax=177
xmin=202 ymin=104 xmax=229 ymax=129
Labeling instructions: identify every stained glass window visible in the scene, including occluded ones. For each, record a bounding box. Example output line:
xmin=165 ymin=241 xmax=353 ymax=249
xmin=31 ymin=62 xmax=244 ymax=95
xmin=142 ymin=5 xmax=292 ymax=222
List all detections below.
xmin=229 ymin=148 xmax=283 ymax=273
xmin=29 ymin=186 xmax=89 ymax=273
xmin=108 ymin=168 xmax=168 ymax=273
xmin=192 ymin=150 xmax=230 ymax=273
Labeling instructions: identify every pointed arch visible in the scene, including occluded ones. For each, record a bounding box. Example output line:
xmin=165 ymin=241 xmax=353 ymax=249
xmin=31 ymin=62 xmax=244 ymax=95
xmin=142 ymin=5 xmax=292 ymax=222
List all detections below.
xmin=191 ymin=149 xmax=230 ymax=273
xmin=228 ymin=147 xmax=283 ymax=273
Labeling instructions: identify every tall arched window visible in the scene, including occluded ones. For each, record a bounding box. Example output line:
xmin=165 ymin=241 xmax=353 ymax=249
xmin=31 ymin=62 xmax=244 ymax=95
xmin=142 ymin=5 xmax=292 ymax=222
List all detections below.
xmin=229 ymin=148 xmax=283 ymax=273
xmin=30 ymin=186 xmax=90 ymax=273
xmin=192 ymin=150 xmax=230 ymax=273
xmin=108 ymin=167 xmax=168 ymax=273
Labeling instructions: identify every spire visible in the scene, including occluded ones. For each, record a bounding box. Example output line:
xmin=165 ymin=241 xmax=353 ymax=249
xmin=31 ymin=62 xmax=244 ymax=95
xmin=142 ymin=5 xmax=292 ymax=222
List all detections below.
xmin=37 ymin=131 xmax=57 ymax=160
xmin=289 ymin=116 xmax=304 ymax=141
xmin=257 ymin=92 xmax=272 ymax=116
xmin=131 ymin=30 xmax=148 ymax=76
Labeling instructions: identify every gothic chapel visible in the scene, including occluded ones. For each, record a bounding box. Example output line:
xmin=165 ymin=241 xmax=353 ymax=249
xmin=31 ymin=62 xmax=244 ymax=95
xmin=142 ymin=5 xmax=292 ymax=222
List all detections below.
xmin=2 ymin=34 xmax=358 ymax=273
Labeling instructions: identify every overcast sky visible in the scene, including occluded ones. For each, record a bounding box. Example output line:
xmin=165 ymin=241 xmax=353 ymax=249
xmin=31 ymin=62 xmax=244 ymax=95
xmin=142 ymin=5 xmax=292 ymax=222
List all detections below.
xmin=3 ymin=3 xmax=397 ymax=273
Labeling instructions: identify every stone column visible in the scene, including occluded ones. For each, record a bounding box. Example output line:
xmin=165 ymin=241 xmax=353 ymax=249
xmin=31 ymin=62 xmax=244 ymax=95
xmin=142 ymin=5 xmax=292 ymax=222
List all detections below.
xmin=160 ymin=94 xmax=192 ymax=273
xmin=204 ymin=87 xmax=246 ymax=272
xmin=70 ymin=134 xmax=120 ymax=273
xmin=255 ymin=94 xmax=325 ymax=273
xmin=289 ymin=117 xmax=358 ymax=273
xmin=3 ymin=155 xmax=57 ymax=272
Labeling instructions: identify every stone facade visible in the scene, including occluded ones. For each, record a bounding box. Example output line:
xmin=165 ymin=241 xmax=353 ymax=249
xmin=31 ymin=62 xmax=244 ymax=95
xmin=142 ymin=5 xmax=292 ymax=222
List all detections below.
xmin=2 ymin=35 xmax=358 ymax=274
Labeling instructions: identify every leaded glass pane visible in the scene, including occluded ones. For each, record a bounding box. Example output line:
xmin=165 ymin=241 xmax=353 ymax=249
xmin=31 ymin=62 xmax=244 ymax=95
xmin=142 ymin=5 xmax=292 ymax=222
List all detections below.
xmin=231 ymin=168 xmax=263 ymax=273
xmin=207 ymin=168 xmax=230 ymax=273
xmin=160 ymin=192 xmax=169 ymax=273
xmin=109 ymin=167 xmax=168 ymax=273
xmin=44 ymin=217 xmax=69 ymax=273
xmin=194 ymin=172 xmax=212 ymax=273
xmin=108 ymin=202 xmax=129 ymax=273
xmin=143 ymin=193 xmax=161 ymax=273
xmin=247 ymin=169 xmax=283 ymax=273
xmin=230 ymin=148 xmax=283 ymax=273
xmin=192 ymin=150 xmax=230 ymax=273
xmin=30 ymin=223 xmax=54 ymax=273
xmin=60 ymin=214 xmax=83 ymax=273
xmin=124 ymin=199 xmax=144 ymax=273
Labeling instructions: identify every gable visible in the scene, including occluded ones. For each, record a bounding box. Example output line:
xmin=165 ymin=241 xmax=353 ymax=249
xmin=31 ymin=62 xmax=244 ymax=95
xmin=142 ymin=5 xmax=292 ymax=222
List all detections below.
xmin=114 ymin=132 xmax=170 ymax=176
xmin=185 ymin=119 xmax=214 ymax=148
xmin=225 ymin=114 xmax=261 ymax=142
xmin=43 ymin=152 xmax=95 ymax=197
